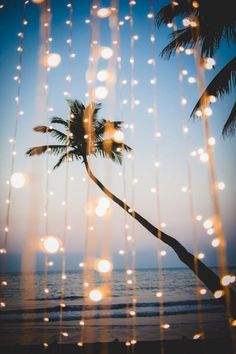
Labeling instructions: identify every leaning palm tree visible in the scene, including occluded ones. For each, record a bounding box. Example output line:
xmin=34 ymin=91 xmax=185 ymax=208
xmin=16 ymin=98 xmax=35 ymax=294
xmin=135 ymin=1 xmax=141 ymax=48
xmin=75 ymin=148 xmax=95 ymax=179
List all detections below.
xmin=26 ymin=99 xmax=236 ymax=316
xmin=156 ymin=0 xmax=236 ymax=136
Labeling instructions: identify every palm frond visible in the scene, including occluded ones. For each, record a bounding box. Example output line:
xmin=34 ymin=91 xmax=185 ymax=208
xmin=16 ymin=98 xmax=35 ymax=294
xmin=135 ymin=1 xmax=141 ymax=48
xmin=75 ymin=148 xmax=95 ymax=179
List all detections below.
xmin=50 ymin=117 xmax=68 ymax=127
xmin=222 ymin=102 xmax=236 ymax=137
xmin=160 ymin=28 xmax=196 ymax=59
xmin=52 ymin=149 xmax=82 ymax=170
xmin=33 ymin=125 xmax=68 ymax=143
xmin=157 ymin=0 xmax=236 ymax=58
xmin=95 ymin=140 xmax=131 ymax=164
xmin=191 ymin=56 xmax=236 ymax=117
xmin=26 ymin=145 xmax=67 ymax=157
xmin=156 ymin=1 xmax=193 ymax=28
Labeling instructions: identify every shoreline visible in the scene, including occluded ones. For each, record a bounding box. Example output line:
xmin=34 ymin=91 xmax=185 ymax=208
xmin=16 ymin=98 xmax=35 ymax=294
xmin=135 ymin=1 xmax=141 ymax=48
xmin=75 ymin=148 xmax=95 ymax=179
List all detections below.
xmin=0 ymin=338 xmax=235 ymax=354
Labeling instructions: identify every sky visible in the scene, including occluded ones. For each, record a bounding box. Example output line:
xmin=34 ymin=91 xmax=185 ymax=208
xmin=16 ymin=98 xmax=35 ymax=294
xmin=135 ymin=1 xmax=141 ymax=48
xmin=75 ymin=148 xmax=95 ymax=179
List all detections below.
xmin=0 ymin=0 xmax=236 ymax=271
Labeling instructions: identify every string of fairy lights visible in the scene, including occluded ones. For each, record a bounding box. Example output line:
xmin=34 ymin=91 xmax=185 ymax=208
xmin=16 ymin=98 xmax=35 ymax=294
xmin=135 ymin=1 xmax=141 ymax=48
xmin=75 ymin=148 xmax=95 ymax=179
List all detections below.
xmin=167 ymin=9 xmax=205 ymax=341
xmin=1 ymin=0 xmax=236 ymax=350
xmin=148 ymin=1 xmax=169 ymax=348
xmin=0 ymin=0 xmax=29 ymax=309
xmin=58 ymin=0 xmax=74 ymax=343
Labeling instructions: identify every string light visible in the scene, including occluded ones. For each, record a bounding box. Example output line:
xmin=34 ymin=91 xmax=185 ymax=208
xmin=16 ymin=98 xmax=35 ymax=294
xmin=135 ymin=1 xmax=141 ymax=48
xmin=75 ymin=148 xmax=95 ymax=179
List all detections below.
xmin=43 ymin=236 xmax=60 ymax=254
xmin=10 ymin=172 xmax=25 ymax=188
xmin=47 ymin=53 xmax=61 ymax=68
xmin=89 ymin=289 xmax=103 ymax=302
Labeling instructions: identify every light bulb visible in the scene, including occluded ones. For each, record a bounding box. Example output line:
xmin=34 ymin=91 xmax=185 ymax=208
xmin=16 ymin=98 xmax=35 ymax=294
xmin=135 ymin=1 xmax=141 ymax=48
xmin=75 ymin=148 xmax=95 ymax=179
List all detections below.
xmin=43 ymin=236 xmax=60 ymax=254
xmin=11 ymin=172 xmax=25 ymax=188
xmin=98 ymin=197 xmax=110 ymax=209
xmin=47 ymin=53 xmax=61 ymax=68
xmin=97 ymin=8 xmax=111 ymax=18
xmin=95 ymin=86 xmax=108 ymax=99
xmin=97 ymin=70 xmax=109 ymax=82
xmin=100 ymin=47 xmax=113 ymax=59
xmin=89 ymin=289 xmax=103 ymax=302
xmin=97 ymin=259 xmax=112 ymax=273
xmin=113 ymin=130 xmax=124 ymax=142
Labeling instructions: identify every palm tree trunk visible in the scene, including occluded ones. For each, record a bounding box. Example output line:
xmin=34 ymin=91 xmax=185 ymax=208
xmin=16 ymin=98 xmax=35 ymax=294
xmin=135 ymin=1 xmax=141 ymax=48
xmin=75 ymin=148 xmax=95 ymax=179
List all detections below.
xmin=83 ymin=157 xmax=236 ymax=318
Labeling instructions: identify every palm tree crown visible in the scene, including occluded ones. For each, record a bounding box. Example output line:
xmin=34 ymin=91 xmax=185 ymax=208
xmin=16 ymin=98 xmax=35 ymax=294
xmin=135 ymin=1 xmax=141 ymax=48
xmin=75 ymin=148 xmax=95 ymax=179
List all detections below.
xmin=26 ymin=99 xmax=131 ymax=167
xmin=156 ymin=0 xmax=236 ymax=136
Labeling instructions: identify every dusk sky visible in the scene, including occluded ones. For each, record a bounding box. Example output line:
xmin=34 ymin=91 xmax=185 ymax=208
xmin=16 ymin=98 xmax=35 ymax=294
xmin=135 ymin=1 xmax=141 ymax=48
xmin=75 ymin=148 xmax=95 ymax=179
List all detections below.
xmin=0 ymin=0 xmax=236 ymax=271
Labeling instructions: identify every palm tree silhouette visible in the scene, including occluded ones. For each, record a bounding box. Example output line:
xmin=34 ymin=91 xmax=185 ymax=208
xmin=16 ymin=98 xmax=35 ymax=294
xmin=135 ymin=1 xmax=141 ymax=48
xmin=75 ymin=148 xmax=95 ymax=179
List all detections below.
xmin=156 ymin=0 xmax=236 ymax=136
xmin=26 ymin=99 xmax=236 ymax=317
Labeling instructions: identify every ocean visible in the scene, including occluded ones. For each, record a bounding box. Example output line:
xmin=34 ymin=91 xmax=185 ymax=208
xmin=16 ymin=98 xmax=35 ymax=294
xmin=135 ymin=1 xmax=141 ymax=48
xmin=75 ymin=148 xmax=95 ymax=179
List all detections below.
xmin=0 ymin=268 xmax=234 ymax=344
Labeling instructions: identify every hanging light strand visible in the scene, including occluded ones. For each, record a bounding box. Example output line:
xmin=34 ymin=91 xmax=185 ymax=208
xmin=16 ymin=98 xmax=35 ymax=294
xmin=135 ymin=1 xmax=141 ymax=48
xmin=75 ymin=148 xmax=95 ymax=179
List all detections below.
xmin=1 ymin=0 xmax=29 ymax=302
xmin=149 ymin=1 xmax=166 ymax=350
xmin=59 ymin=1 xmax=74 ymax=343
xmin=169 ymin=11 xmax=205 ymax=340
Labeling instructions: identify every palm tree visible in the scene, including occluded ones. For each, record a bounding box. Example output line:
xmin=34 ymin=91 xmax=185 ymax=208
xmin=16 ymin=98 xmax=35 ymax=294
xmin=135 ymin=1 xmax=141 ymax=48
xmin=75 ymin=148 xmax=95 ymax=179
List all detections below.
xmin=156 ymin=0 xmax=236 ymax=136
xmin=26 ymin=99 xmax=236 ymax=317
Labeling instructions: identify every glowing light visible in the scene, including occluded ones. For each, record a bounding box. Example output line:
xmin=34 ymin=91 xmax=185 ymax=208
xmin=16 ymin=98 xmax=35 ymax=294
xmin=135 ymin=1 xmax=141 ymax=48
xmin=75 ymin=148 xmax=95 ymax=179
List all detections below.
xmin=232 ymin=320 xmax=236 ymax=327
xmin=125 ymin=341 xmax=131 ymax=346
xmin=43 ymin=236 xmax=60 ymax=254
xmin=100 ymin=47 xmax=113 ymax=59
xmin=181 ymin=186 xmax=188 ymax=192
xmin=217 ymin=182 xmax=225 ymax=190
xmin=214 ymin=290 xmax=224 ymax=299
xmin=192 ymin=1 xmax=199 ymax=8
xmin=160 ymin=250 xmax=166 ymax=256
xmin=95 ymin=86 xmax=108 ymax=99
xmin=129 ymin=310 xmax=136 ymax=316
xmin=199 ymin=288 xmax=207 ymax=295
xmin=197 ymin=253 xmax=205 ymax=260
xmin=193 ymin=333 xmax=202 ymax=340
xmin=97 ymin=8 xmax=111 ymax=18
xmin=97 ymin=259 xmax=112 ymax=273
xmin=95 ymin=205 xmax=107 ymax=217
xmin=156 ymin=292 xmax=162 ymax=298
xmin=147 ymin=13 xmax=154 ymax=19
xmin=204 ymin=57 xmax=216 ymax=70
xmin=211 ymin=238 xmax=220 ymax=247
xmin=43 ymin=343 xmax=48 ymax=348
xmin=195 ymin=109 xmax=202 ymax=117
xmin=196 ymin=215 xmax=202 ymax=221
xmin=209 ymin=95 xmax=217 ymax=103
xmin=47 ymin=53 xmax=61 ymax=68
xmin=182 ymin=18 xmax=190 ymax=27
xmin=127 ymin=269 xmax=133 ymax=275
xmin=188 ymin=76 xmax=197 ymax=84
xmin=161 ymin=323 xmax=170 ymax=329
xmin=77 ymin=342 xmax=83 ymax=347
xmin=203 ymin=219 xmax=213 ymax=229
xmin=113 ymin=130 xmax=124 ymax=142
xmin=10 ymin=172 xmax=25 ymax=188
xmin=119 ymin=249 xmax=125 ymax=255
xmin=185 ymin=48 xmax=193 ymax=55
xmin=89 ymin=289 xmax=103 ymax=302
xmin=208 ymin=137 xmax=216 ymax=146
xmin=204 ymin=107 xmax=213 ymax=116
xmin=200 ymin=153 xmax=209 ymax=162
xmin=97 ymin=70 xmax=109 ymax=82
xmin=181 ymin=98 xmax=187 ymax=105
xmin=207 ymin=228 xmax=215 ymax=235
xmin=80 ymin=320 xmax=85 ymax=326
xmin=61 ymin=332 xmax=68 ymax=337
xmin=221 ymin=275 xmax=232 ymax=286
xmin=130 ymin=339 xmax=137 ymax=345
xmin=98 ymin=197 xmax=110 ymax=209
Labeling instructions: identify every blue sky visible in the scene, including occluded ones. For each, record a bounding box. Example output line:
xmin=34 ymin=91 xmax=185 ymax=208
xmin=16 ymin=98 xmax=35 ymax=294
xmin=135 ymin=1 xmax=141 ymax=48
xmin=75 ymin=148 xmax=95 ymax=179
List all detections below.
xmin=0 ymin=0 xmax=236 ymax=271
